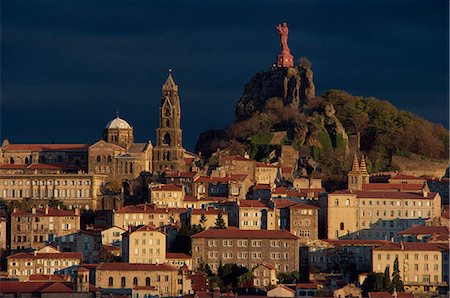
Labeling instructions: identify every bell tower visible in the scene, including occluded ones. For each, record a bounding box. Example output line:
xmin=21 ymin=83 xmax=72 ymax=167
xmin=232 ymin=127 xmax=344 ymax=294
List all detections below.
xmin=152 ymin=69 xmax=186 ymax=172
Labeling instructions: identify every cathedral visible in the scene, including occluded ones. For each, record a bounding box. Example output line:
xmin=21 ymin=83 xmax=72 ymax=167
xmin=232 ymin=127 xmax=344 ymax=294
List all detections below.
xmin=0 ymin=70 xmax=195 ymax=196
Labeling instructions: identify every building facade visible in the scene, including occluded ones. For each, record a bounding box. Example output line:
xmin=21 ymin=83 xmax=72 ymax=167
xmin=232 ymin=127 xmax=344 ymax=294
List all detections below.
xmin=122 ymin=225 xmax=166 ymax=264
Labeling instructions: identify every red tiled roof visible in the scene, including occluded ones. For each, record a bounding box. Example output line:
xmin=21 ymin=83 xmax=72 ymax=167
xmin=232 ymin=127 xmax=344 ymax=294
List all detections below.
xmin=166 ymin=252 xmax=192 ymax=259
xmin=239 ymin=200 xmax=269 ymax=208
xmin=0 ymin=163 xmax=79 ymax=170
xmin=254 ymin=184 xmax=272 ymax=190
xmin=166 ymin=171 xmax=197 ymax=178
xmin=4 ymin=144 xmax=89 ymax=151
xmin=151 ymin=184 xmax=183 ymax=191
xmin=191 ymin=227 xmax=298 ymax=239
xmin=134 ymin=286 xmax=158 ymax=290
xmin=195 ymin=174 xmax=249 ymax=183
xmin=356 ymin=191 xmax=437 ymax=200
xmin=29 ymin=274 xmax=69 ymax=281
xmin=281 ymin=167 xmax=293 ymax=174
xmin=97 ymin=262 xmax=178 ymax=271
xmin=290 ymin=203 xmax=319 ymax=210
xmin=296 ymin=283 xmax=318 ymax=289
xmin=362 ymin=183 xmax=424 ymax=191
xmin=12 ymin=207 xmax=78 ymax=217
xmin=271 ymin=284 xmax=296 ymax=294
xmin=374 ymin=242 xmax=449 ymax=252
xmin=389 ymin=174 xmax=424 ymax=180
xmin=7 ymin=251 xmax=82 ymax=260
xmin=40 ymin=282 xmax=73 ymax=293
xmin=272 ymin=187 xmax=304 ymax=197
xmin=134 ymin=225 xmax=160 ymax=233
xmin=398 ymin=225 xmax=449 ymax=235
xmin=273 ymin=199 xmax=299 ymax=209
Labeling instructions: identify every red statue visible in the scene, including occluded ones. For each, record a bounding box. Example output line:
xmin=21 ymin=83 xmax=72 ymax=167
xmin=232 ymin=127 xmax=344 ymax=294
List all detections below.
xmin=276 ymin=22 xmax=294 ymax=68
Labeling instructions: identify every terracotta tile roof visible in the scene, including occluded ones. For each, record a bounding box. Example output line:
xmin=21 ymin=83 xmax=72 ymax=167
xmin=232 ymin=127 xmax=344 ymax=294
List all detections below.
xmin=7 ymin=251 xmax=82 ymax=260
xmin=151 ymin=184 xmax=183 ymax=191
xmin=272 ymin=186 xmax=304 ymax=197
xmin=290 ymin=203 xmax=319 ymax=210
xmin=271 ymin=284 xmax=296 ymax=294
xmin=0 ymin=163 xmax=80 ymax=170
xmin=257 ymin=263 xmax=275 ymax=270
xmin=166 ymin=252 xmax=192 ymax=259
xmin=191 ymin=227 xmax=298 ymax=239
xmin=374 ymin=242 xmax=449 ymax=252
xmin=296 ymin=283 xmax=318 ymax=289
xmin=273 ymin=199 xmax=299 ymax=209
xmin=281 ymin=167 xmax=293 ymax=174
xmin=184 ymin=196 xmax=229 ymax=202
xmin=362 ymin=183 xmax=424 ymax=191
xmin=238 ymin=200 xmax=269 ymax=208
xmin=134 ymin=225 xmax=160 ymax=233
xmin=4 ymin=144 xmax=89 ymax=151
xmin=12 ymin=207 xmax=78 ymax=217
xmin=219 ymin=155 xmax=253 ymax=162
xmin=297 ymin=188 xmax=326 ymax=195
xmin=29 ymin=274 xmax=70 ymax=281
xmin=398 ymin=225 xmax=449 ymax=235
xmin=97 ymin=262 xmax=178 ymax=271
xmin=389 ymin=173 xmax=424 ymax=180
xmin=166 ymin=171 xmax=197 ymax=178
xmin=356 ymin=191 xmax=437 ymax=200
xmin=254 ymin=184 xmax=272 ymax=190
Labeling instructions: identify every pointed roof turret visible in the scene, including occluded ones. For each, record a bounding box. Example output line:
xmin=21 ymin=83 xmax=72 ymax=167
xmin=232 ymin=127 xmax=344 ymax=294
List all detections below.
xmin=162 ymin=68 xmax=178 ymax=92
xmin=359 ymin=154 xmax=368 ymax=173
xmin=351 ymin=153 xmax=360 ymax=172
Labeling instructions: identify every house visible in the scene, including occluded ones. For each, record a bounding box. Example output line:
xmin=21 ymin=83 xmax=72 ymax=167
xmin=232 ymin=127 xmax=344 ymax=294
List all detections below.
xmin=100 ymin=225 xmax=126 ymax=246
xmin=150 ymin=184 xmax=185 ymax=207
xmin=121 ymin=225 xmax=166 ymax=264
xmin=237 ymin=200 xmax=278 ymax=230
xmin=267 ymin=284 xmax=296 ymax=297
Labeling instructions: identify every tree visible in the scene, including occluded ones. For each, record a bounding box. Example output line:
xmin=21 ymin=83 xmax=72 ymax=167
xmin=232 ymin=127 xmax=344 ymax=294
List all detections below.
xmin=197 ymin=261 xmax=213 ymax=276
xmin=383 ymin=266 xmax=391 ymax=291
xmin=214 ymin=212 xmax=226 ymax=229
xmin=390 ymin=257 xmax=404 ymax=293
xmin=199 ymin=214 xmax=207 ymax=228
xmin=361 ymin=272 xmax=388 ymax=296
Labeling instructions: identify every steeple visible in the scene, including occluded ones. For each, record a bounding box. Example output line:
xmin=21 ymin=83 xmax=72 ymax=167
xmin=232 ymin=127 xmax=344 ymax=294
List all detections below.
xmin=351 ymin=153 xmax=360 ymax=172
xmin=162 ymin=68 xmax=178 ymax=92
xmin=359 ymin=155 xmax=367 ymax=173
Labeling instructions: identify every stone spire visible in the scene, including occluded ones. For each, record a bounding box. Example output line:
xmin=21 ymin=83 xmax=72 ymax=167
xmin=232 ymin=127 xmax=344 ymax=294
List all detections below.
xmin=359 ymin=155 xmax=367 ymax=173
xmin=351 ymin=153 xmax=360 ymax=172
xmin=162 ymin=68 xmax=178 ymax=92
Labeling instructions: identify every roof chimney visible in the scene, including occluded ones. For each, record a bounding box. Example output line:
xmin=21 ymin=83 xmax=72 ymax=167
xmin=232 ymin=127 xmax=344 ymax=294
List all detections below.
xmin=32 ymin=205 xmax=36 ymax=214
xmin=45 ymin=205 xmax=49 ymax=215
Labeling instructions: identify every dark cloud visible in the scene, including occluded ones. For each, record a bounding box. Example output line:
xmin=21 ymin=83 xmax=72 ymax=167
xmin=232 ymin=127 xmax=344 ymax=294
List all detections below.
xmin=1 ymin=0 xmax=448 ymax=150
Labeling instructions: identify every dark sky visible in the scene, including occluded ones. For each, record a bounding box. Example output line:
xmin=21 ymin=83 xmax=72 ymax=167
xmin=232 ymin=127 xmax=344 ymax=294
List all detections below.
xmin=1 ymin=0 xmax=448 ymax=151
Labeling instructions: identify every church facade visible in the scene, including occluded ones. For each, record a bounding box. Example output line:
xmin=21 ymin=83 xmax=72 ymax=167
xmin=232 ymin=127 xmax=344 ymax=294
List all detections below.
xmin=0 ymin=70 xmax=194 ymax=209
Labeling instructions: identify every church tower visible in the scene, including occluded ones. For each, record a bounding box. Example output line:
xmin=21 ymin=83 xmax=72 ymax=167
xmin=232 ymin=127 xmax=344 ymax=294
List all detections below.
xmin=152 ymin=70 xmax=186 ymax=172
xmin=348 ymin=153 xmax=370 ymax=191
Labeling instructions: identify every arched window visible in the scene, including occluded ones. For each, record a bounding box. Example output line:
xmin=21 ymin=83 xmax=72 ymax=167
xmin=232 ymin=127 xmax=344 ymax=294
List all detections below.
xmin=108 ymin=155 xmax=112 ymax=162
xmin=340 ymin=222 xmax=345 ymax=231
xmin=163 ymin=133 xmax=171 ymax=146
xmin=25 ymin=157 xmax=29 ymax=164
xmin=121 ymin=276 xmax=126 ymax=288
xmin=10 ymin=157 xmax=15 ymax=164
xmin=108 ymin=277 xmax=114 ymax=286
xmin=165 ymin=107 xmax=171 ymax=116
xmin=103 ymin=156 xmax=106 ymax=162
xmin=130 ymin=162 xmax=133 ymax=173
xmin=96 ymin=156 xmax=101 ymax=163
xmin=146 ymin=277 xmax=151 ymax=286
xmin=345 ymin=199 xmax=350 ymax=206
xmin=335 ymin=199 xmax=339 ymax=206
xmin=133 ymin=277 xmax=138 ymax=286
xmin=166 ymin=119 xmax=170 ymax=127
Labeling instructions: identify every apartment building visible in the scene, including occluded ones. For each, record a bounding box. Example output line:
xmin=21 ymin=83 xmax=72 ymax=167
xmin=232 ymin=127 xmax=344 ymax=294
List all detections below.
xmin=191 ymin=227 xmax=300 ymax=273
xmin=11 ymin=206 xmax=80 ymax=250
xmin=113 ymin=204 xmax=187 ymax=229
xmin=7 ymin=245 xmax=82 ymax=281
xmin=237 ymin=200 xmax=278 ymax=230
xmin=150 ymin=184 xmax=185 ymax=207
xmin=372 ymin=242 xmax=449 ymax=293
xmin=122 ymin=225 xmax=166 ymax=264
xmin=255 ymin=163 xmax=279 ymax=186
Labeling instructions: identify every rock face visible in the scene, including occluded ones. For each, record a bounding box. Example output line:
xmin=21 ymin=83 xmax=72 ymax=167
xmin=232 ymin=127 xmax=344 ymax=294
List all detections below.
xmin=235 ymin=63 xmax=315 ymax=121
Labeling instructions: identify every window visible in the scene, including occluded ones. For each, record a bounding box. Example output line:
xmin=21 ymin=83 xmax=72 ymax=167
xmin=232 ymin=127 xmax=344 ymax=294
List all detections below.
xmin=133 ymin=277 xmax=138 ymax=286
xmin=108 ymin=277 xmax=114 ymax=287
xmin=146 ymin=277 xmax=151 ymax=286
xmin=121 ymin=277 xmax=126 ymax=288
xmin=340 ymin=222 xmax=344 ymax=230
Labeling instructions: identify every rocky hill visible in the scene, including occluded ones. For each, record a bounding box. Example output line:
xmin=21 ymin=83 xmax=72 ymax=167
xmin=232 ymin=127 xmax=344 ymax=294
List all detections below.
xmin=196 ymin=59 xmax=449 ymax=178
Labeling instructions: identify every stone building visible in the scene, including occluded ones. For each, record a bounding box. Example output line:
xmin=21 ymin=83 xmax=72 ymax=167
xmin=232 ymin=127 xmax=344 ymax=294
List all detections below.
xmin=217 ymin=155 xmax=256 ymax=181
xmin=191 ymin=227 xmax=300 ymax=273
xmin=348 ymin=154 xmax=370 ymax=191
xmin=0 ymin=217 xmax=7 ymax=250
xmin=372 ymin=242 xmax=449 ymax=293
xmin=255 ymin=162 xmax=279 ymax=186
xmin=11 ymin=206 xmax=80 ymax=250
xmin=113 ymin=203 xmax=187 ymax=229
xmin=96 ymin=262 xmax=191 ymax=297
xmin=289 ymin=203 xmax=319 ymax=244
xmin=252 ymin=263 xmax=277 ymax=289
xmin=237 ymin=200 xmax=279 ymax=230
xmin=150 ymin=184 xmax=185 ymax=207
xmin=166 ymin=252 xmax=192 ymax=269
xmin=152 ymin=70 xmax=187 ymax=172
xmin=101 ymin=225 xmax=126 ymax=246
xmin=7 ymin=245 xmax=82 ymax=281
xmin=121 ymin=225 xmax=166 ymax=264
xmin=0 ymin=171 xmax=107 ymax=210
xmin=189 ymin=207 xmax=228 ymax=229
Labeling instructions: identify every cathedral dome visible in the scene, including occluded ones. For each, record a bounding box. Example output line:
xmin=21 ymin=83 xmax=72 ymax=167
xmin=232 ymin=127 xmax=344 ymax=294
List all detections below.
xmin=105 ymin=115 xmax=132 ymax=129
